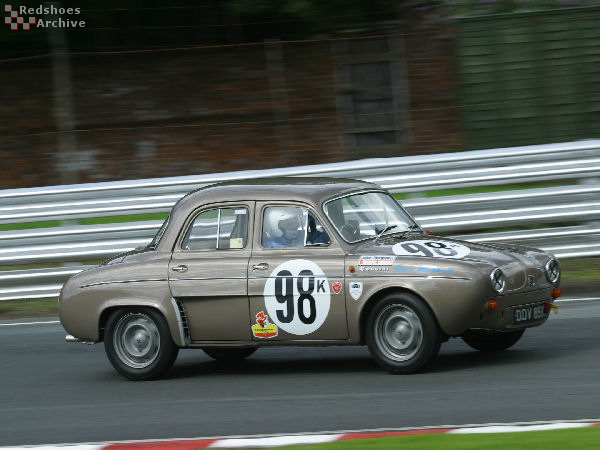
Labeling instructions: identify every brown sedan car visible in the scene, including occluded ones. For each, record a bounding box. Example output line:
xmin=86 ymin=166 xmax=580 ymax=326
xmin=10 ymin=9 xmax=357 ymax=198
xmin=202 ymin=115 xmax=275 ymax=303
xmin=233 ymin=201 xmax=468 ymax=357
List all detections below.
xmin=59 ymin=178 xmax=562 ymax=380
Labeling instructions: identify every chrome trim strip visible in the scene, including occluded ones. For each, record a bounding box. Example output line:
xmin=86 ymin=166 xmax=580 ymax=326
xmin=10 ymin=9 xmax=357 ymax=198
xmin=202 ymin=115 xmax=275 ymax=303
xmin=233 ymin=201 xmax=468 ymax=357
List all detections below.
xmin=248 ymin=274 xmax=346 ymax=280
xmin=173 ymin=275 xmax=348 ymax=281
xmin=348 ymin=274 xmax=472 ymax=281
xmin=81 ymin=273 xmax=470 ymax=286
xmin=171 ymin=298 xmax=188 ymax=347
xmin=248 ymin=274 xmax=470 ymax=281
xmin=216 ymin=208 xmax=222 ymax=249
xmin=79 ymin=278 xmax=167 ymax=288
xmin=171 ymin=276 xmax=248 ymax=281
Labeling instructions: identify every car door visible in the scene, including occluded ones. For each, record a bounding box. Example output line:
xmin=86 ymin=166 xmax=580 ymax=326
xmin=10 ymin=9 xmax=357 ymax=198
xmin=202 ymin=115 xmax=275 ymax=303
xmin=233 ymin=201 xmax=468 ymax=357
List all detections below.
xmin=169 ymin=202 xmax=253 ymax=342
xmin=247 ymin=202 xmax=348 ymax=341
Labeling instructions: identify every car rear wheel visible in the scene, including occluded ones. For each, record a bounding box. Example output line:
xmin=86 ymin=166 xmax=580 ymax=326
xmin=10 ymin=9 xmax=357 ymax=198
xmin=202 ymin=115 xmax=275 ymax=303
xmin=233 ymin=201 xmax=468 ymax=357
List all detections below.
xmin=202 ymin=347 xmax=257 ymax=361
xmin=461 ymin=329 xmax=525 ymax=352
xmin=104 ymin=307 xmax=179 ymax=380
xmin=366 ymin=293 xmax=441 ymax=374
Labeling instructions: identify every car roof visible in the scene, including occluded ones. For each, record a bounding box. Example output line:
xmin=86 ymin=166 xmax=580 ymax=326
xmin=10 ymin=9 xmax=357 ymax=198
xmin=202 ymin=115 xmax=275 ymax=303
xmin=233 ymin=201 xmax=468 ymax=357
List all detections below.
xmin=174 ymin=177 xmax=381 ymax=211
xmin=156 ymin=177 xmax=384 ymax=251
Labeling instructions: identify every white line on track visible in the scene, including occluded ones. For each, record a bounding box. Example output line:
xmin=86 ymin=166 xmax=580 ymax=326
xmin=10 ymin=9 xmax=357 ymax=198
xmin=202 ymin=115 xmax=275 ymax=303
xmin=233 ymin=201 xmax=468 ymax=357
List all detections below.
xmin=556 ymin=297 xmax=600 ymax=303
xmin=0 ymin=320 xmax=60 ymax=327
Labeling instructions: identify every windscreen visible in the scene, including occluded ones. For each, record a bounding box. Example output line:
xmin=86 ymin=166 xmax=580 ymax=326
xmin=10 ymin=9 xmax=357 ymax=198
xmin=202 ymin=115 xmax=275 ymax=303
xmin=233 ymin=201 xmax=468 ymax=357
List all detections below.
xmin=324 ymin=192 xmax=418 ymax=243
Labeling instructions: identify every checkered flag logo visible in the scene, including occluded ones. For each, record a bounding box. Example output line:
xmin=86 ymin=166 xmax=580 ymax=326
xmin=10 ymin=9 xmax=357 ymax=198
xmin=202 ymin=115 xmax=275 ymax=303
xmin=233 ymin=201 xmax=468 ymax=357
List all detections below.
xmin=5 ymin=5 xmax=36 ymax=30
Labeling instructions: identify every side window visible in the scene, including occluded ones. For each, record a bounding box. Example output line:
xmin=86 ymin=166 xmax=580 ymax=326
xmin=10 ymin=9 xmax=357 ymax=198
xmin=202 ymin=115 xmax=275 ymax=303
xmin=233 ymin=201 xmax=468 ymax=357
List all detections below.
xmin=262 ymin=206 xmax=330 ymax=248
xmin=182 ymin=207 xmax=248 ymax=251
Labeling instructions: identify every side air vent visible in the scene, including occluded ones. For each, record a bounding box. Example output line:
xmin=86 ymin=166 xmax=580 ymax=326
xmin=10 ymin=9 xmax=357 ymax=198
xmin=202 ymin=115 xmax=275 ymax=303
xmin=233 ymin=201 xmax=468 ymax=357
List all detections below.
xmin=174 ymin=299 xmax=191 ymax=345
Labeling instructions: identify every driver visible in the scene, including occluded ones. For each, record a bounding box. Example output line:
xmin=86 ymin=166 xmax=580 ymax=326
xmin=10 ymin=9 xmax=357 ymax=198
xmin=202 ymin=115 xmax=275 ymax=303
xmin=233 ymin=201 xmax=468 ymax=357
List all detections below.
xmin=263 ymin=207 xmax=328 ymax=248
xmin=263 ymin=208 xmax=305 ymax=248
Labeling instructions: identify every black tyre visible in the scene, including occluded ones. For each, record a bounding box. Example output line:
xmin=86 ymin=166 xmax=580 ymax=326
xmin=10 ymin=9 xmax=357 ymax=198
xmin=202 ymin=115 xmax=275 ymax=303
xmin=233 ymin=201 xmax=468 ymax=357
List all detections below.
xmin=462 ymin=329 xmax=525 ymax=352
xmin=366 ymin=293 xmax=441 ymax=374
xmin=104 ymin=307 xmax=179 ymax=380
xmin=203 ymin=347 xmax=257 ymax=361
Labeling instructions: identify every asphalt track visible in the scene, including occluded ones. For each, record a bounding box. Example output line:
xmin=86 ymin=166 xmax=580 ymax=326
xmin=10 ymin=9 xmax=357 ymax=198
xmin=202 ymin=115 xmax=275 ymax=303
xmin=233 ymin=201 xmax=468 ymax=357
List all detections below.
xmin=1 ymin=299 xmax=599 ymax=447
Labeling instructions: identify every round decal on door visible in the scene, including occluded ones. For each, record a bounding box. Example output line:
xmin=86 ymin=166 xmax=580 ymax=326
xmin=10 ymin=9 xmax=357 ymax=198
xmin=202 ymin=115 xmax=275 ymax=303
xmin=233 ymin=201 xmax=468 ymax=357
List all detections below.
xmin=263 ymin=259 xmax=330 ymax=336
xmin=392 ymin=240 xmax=470 ymax=259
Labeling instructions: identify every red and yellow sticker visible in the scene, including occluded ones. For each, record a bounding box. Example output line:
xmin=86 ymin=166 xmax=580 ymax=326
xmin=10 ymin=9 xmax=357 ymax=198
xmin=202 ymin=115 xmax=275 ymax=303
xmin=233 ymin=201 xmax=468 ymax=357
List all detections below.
xmin=251 ymin=311 xmax=278 ymax=339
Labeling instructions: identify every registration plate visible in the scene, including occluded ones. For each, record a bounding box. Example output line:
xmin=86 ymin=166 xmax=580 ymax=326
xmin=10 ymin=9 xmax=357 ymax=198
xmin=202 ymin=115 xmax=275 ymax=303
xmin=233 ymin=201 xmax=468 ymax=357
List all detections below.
xmin=513 ymin=304 xmax=546 ymax=323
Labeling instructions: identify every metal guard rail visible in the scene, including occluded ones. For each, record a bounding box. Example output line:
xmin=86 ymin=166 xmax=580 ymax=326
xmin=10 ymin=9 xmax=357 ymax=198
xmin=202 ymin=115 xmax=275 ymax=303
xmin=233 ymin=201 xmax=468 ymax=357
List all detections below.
xmin=0 ymin=140 xmax=598 ymax=301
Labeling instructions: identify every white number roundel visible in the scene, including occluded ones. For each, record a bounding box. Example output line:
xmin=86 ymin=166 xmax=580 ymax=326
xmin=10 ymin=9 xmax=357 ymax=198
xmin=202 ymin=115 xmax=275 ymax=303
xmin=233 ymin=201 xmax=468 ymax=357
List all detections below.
xmin=392 ymin=240 xmax=470 ymax=259
xmin=264 ymin=259 xmax=330 ymax=336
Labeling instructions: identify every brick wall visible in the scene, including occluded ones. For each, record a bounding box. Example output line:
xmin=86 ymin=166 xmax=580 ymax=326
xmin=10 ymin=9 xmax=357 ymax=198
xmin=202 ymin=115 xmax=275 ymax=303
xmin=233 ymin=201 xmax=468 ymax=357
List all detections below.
xmin=0 ymin=23 xmax=463 ymax=189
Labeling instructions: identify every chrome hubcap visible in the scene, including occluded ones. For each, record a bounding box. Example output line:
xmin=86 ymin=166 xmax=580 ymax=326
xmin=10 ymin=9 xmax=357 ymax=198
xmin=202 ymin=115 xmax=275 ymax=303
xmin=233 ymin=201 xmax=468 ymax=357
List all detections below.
xmin=374 ymin=304 xmax=423 ymax=361
xmin=113 ymin=313 xmax=160 ymax=369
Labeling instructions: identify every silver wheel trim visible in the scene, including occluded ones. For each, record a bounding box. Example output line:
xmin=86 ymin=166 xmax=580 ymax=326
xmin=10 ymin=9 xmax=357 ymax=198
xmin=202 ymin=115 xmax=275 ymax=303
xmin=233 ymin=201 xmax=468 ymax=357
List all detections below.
xmin=113 ymin=313 xmax=161 ymax=369
xmin=374 ymin=304 xmax=423 ymax=362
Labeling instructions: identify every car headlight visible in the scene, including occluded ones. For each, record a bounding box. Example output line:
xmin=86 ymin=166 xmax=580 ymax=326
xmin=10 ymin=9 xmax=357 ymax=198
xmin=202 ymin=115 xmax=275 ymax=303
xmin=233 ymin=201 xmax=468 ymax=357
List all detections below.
xmin=490 ymin=268 xmax=506 ymax=293
xmin=545 ymin=258 xmax=560 ymax=283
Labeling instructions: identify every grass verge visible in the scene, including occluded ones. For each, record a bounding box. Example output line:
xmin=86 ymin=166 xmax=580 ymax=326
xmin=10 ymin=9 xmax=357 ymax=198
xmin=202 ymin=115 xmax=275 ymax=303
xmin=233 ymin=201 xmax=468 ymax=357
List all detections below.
xmin=0 ymin=298 xmax=58 ymax=320
xmin=276 ymin=427 xmax=600 ymax=450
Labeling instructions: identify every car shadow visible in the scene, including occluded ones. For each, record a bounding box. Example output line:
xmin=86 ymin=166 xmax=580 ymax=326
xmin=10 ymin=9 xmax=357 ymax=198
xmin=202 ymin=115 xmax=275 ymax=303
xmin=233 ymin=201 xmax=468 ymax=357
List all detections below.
xmin=164 ymin=338 xmax=578 ymax=380
xmin=428 ymin=348 xmax=549 ymax=373
xmin=166 ymin=350 xmax=380 ymax=379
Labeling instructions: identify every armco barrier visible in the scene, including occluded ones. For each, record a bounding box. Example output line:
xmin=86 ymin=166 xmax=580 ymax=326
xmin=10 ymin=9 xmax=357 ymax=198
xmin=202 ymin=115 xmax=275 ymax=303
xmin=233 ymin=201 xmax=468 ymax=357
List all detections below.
xmin=1 ymin=140 xmax=599 ymax=301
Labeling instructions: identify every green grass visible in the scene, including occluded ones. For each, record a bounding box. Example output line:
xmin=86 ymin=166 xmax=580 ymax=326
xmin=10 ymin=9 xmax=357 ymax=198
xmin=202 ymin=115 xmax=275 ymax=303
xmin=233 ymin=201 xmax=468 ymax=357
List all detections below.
xmin=560 ymin=258 xmax=600 ymax=282
xmin=80 ymin=212 xmax=168 ymax=225
xmin=0 ymin=213 xmax=168 ymax=232
xmin=0 ymin=220 xmax=63 ymax=231
xmin=393 ymin=181 xmax=567 ymax=200
xmin=275 ymin=427 xmax=600 ymax=450
xmin=0 ymin=298 xmax=58 ymax=320
xmin=0 ymin=260 xmax=103 ymax=272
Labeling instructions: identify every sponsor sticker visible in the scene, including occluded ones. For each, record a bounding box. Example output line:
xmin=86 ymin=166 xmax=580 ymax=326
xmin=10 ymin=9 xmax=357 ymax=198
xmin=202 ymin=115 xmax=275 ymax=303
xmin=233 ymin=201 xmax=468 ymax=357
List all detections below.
xmin=263 ymin=259 xmax=330 ymax=336
xmin=392 ymin=240 xmax=470 ymax=259
xmin=394 ymin=265 xmax=454 ymax=274
xmin=349 ymin=282 xmax=363 ymax=300
xmin=332 ymin=281 xmax=342 ymax=294
xmin=417 ymin=266 xmax=453 ymax=274
xmin=358 ymin=255 xmax=395 ymax=266
xmin=251 ymin=311 xmax=278 ymax=338
xmin=360 ymin=266 xmax=389 ymax=272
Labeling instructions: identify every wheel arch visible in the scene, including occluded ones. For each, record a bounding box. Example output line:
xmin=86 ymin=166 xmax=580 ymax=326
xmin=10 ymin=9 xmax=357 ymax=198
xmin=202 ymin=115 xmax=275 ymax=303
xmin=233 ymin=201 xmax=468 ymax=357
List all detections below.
xmin=358 ymin=286 xmax=444 ymax=344
xmin=98 ymin=299 xmax=185 ymax=347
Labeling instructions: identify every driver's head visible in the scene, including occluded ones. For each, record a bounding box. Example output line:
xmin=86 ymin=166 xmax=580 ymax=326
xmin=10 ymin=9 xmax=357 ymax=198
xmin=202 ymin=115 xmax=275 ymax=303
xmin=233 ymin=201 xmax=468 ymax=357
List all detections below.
xmin=265 ymin=207 xmax=302 ymax=238
xmin=277 ymin=211 xmax=301 ymax=238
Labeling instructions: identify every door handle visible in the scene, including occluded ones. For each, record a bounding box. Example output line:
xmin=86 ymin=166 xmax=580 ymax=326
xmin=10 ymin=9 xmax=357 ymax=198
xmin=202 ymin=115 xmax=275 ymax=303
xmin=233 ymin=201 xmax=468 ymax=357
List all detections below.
xmin=252 ymin=263 xmax=269 ymax=271
xmin=171 ymin=265 xmax=188 ymax=273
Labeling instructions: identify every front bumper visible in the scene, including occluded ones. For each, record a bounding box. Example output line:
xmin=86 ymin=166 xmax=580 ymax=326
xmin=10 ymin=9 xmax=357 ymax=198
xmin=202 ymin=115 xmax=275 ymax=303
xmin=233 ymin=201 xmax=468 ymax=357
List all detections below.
xmin=476 ymin=288 xmax=555 ymax=331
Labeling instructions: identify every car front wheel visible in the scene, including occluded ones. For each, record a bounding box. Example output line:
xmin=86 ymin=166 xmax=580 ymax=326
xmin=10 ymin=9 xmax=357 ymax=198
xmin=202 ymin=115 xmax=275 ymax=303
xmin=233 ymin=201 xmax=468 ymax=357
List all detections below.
xmin=104 ymin=307 xmax=179 ymax=380
xmin=203 ymin=347 xmax=257 ymax=361
xmin=366 ymin=293 xmax=441 ymax=374
xmin=461 ymin=329 xmax=525 ymax=352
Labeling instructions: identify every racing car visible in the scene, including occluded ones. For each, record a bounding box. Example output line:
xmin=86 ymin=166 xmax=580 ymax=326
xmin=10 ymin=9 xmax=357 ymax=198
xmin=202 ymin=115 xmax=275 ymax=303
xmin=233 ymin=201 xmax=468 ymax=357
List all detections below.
xmin=59 ymin=178 xmax=561 ymax=380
